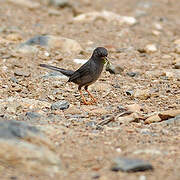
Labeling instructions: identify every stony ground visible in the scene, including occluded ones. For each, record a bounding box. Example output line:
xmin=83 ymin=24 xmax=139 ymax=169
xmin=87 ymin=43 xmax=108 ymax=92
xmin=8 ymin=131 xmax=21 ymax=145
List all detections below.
xmin=0 ymin=0 xmax=180 ymax=179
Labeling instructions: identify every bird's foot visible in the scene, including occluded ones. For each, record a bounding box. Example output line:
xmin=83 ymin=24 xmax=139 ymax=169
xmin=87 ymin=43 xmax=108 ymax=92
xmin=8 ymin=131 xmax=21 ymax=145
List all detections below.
xmin=82 ymin=99 xmax=97 ymax=105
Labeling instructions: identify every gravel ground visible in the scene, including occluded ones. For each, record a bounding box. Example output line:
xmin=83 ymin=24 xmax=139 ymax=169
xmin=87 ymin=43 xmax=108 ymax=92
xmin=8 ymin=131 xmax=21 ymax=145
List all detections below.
xmin=0 ymin=0 xmax=180 ymax=179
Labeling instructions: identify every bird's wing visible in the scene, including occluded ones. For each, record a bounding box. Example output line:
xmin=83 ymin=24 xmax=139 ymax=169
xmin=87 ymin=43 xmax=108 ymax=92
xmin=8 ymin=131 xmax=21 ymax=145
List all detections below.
xmin=68 ymin=61 xmax=91 ymax=82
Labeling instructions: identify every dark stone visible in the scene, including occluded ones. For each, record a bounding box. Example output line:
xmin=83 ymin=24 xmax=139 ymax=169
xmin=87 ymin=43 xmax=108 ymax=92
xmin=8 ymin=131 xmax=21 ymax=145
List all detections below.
xmin=24 ymin=35 xmax=49 ymax=46
xmin=26 ymin=112 xmax=42 ymax=119
xmin=51 ymin=100 xmax=70 ymax=110
xmin=126 ymin=90 xmax=134 ymax=96
xmin=10 ymin=77 xmax=19 ymax=84
xmin=111 ymin=157 xmax=153 ymax=172
xmin=127 ymin=72 xmax=138 ymax=77
xmin=0 ymin=120 xmax=40 ymax=140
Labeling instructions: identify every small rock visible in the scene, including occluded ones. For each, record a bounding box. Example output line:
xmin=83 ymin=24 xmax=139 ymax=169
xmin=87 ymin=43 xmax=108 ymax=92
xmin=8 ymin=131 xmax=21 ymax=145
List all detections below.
xmin=174 ymin=39 xmax=180 ymax=45
xmin=111 ymin=157 xmax=153 ymax=172
xmin=133 ymin=89 xmax=151 ymax=100
xmin=14 ymin=69 xmax=30 ymax=77
xmin=26 ymin=112 xmax=42 ymax=119
xmin=154 ymin=23 xmax=162 ymax=30
xmin=152 ymin=30 xmax=161 ymax=36
xmin=51 ymin=100 xmax=70 ymax=110
xmin=139 ymin=128 xmax=151 ymax=135
xmin=106 ymin=63 xmax=124 ymax=74
xmin=145 ymin=114 xmax=161 ymax=124
xmin=126 ymin=90 xmax=134 ymax=96
xmin=174 ymin=62 xmax=180 ymax=69
xmin=48 ymin=0 xmax=70 ymax=8
xmin=158 ymin=109 xmax=180 ymax=120
xmin=74 ymin=11 xmax=137 ymax=25
xmin=10 ymin=77 xmax=19 ymax=84
xmin=139 ymin=175 xmax=146 ymax=180
xmin=145 ymin=44 xmax=157 ymax=53
xmin=175 ymin=45 xmax=180 ymax=54
xmin=7 ymin=0 xmax=40 ymax=9
xmin=6 ymin=33 xmax=22 ymax=41
xmin=127 ymin=72 xmax=138 ymax=77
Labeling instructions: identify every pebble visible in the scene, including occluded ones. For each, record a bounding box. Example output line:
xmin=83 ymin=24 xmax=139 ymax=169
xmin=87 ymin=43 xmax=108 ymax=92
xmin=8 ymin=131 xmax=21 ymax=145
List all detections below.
xmin=174 ymin=62 xmax=180 ymax=69
xmin=175 ymin=45 xmax=180 ymax=54
xmin=111 ymin=157 xmax=153 ymax=172
xmin=14 ymin=69 xmax=30 ymax=77
xmin=127 ymin=72 xmax=138 ymax=77
xmin=126 ymin=90 xmax=134 ymax=96
xmin=6 ymin=33 xmax=22 ymax=41
xmin=106 ymin=63 xmax=124 ymax=74
xmin=158 ymin=109 xmax=180 ymax=120
xmin=139 ymin=128 xmax=151 ymax=135
xmin=174 ymin=39 xmax=180 ymax=45
xmin=26 ymin=112 xmax=42 ymax=119
xmin=154 ymin=22 xmax=162 ymax=30
xmin=145 ymin=114 xmax=161 ymax=124
xmin=48 ymin=0 xmax=70 ymax=8
xmin=133 ymin=89 xmax=151 ymax=100
xmin=51 ymin=100 xmax=70 ymax=110
xmin=73 ymin=11 xmax=137 ymax=25
xmin=139 ymin=175 xmax=146 ymax=180
xmin=152 ymin=30 xmax=161 ymax=36
xmin=10 ymin=77 xmax=19 ymax=84
xmin=145 ymin=44 xmax=157 ymax=53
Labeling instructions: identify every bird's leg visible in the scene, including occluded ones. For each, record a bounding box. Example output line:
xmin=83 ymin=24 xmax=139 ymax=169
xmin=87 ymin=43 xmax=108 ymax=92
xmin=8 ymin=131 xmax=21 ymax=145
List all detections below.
xmin=85 ymin=86 xmax=97 ymax=103
xmin=78 ymin=86 xmax=90 ymax=105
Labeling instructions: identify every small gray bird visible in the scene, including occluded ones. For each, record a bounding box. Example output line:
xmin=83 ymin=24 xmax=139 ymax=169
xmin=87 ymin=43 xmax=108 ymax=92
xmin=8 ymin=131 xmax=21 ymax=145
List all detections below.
xmin=39 ymin=47 xmax=108 ymax=105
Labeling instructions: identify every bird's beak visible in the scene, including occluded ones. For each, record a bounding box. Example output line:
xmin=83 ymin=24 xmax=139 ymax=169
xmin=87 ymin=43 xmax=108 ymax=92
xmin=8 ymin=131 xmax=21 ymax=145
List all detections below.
xmin=103 ymin=57 xmax=109 ymax=64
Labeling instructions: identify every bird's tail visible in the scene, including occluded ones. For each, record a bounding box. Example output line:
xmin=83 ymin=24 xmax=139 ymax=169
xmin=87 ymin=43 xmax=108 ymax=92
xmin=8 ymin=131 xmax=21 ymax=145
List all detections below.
xmin=39 ymin=64 xmax=74 ymax=77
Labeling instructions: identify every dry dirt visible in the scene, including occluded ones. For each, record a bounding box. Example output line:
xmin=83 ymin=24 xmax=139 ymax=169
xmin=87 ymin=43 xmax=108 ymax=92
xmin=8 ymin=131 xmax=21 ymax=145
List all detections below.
xmin=0 ymin=0 xmax=180 ymax=179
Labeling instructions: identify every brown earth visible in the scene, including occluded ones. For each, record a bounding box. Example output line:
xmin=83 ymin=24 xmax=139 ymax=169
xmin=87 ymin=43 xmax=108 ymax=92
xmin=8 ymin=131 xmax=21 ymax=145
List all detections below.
xmin=0 ymin=0 xmax=180 ymax=179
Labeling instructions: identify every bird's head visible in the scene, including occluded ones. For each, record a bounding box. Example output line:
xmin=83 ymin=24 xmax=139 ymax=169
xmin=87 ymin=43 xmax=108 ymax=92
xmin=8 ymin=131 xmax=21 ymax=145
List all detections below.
xmin=92 ymin=47 xmax=109 ymax=64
